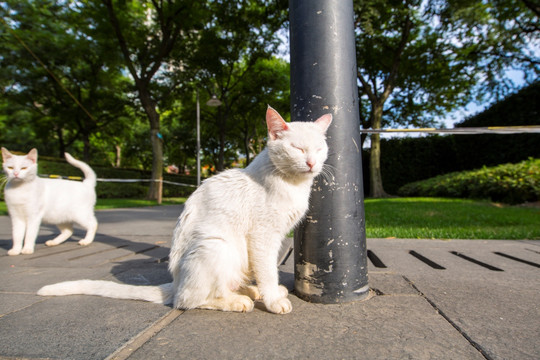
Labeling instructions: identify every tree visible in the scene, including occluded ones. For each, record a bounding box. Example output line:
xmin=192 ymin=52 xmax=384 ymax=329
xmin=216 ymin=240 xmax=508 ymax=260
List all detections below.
xmin=186 ymin=0 xmax=288 ymax=171
xmin=98 ymin=0 xmax=208 ymax=199
xmin=165 ymin=56 xmax=289 ymax=176
xmin=354 ymin=0 xmax=540 ymax=197
xmin=431 ymin=0 xmax=540 ymax=98
xmin=232 ymin=57 xmax=290 ymax=165
xmin=0 ymin=0 xmax=131 ymax=162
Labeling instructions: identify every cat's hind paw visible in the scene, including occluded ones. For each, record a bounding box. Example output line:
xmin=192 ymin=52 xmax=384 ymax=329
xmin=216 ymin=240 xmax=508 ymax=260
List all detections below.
xmin=21 ymin=247 xmax=34 ymax=255
xmin=200 ymin=294 xmax=255 ymax=313
xmin=78 ymin=239 xmax=93 ymax=246
xmin=228 ymin=295 xmax=255 ymax=312
xmin=266 ymin=297 xmax=292 ymax=314
xmin=239 ymin=285 xmax=262 ymax=300
xmin=7 ymin=248 xmax=21 ymax=256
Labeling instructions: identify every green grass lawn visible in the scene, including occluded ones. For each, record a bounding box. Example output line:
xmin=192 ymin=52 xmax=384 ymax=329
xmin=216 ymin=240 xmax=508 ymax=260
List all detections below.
xmin=0 ymin=197 xmax=187 ymax=214
xmin=364 ymin=197 xmax=539 ymax=240
xmin=0 ymin=197 xmax=538 ymax=240
xmin=94 ymin=197 xmax=187 ymax=210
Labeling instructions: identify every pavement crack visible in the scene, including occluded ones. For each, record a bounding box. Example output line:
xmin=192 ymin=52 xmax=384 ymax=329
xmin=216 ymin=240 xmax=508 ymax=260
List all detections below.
xmin=105 ymin=308 xmax=183 ymax=360
xmin=401 ymin=275 xmax=493 ymax=360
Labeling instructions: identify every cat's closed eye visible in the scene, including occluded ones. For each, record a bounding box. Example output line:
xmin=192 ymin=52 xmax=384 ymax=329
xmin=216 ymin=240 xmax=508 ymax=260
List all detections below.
xmin=291 ymin=144 xmax=304 ymax=153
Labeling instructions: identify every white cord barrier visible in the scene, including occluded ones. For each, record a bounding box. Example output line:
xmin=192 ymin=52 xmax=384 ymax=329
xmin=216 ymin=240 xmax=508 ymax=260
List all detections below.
xmin=360 ymin=125 xmax=540 ymax=134
xmin=39 ymin=175 xmax=197 ymax=188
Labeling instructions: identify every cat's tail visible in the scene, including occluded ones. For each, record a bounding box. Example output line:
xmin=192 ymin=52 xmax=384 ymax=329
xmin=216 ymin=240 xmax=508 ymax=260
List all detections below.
xmin=37 ymin=280 xmax=174 ymax=305
xmin=64 ymin=153 xmax=97 ymax=188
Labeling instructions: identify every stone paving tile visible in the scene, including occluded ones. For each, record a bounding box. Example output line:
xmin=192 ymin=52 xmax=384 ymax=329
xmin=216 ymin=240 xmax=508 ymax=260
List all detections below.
xmin=0 ymin=209 xmax=538 ymax=359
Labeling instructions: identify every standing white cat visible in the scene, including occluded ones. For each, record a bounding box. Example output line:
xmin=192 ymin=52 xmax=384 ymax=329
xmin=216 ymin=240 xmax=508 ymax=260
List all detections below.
xmin=2 ymin=148 xmax=98 ymax=255
xmin=38 ymin=107 xmax=331 ymax=314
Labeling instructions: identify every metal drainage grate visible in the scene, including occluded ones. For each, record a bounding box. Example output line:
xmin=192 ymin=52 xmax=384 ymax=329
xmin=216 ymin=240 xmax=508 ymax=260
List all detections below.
xmin=493 ymin=252 xmax=540 ymax=268
xmin=409 ymin=250 xmax=446 ymax=270
xmin=450 ymin=251 xmax=503 ymax=271
xmin=366 ymin=249 xmax=540 ymax=272
xmin=367 ymin=250 xmax=387 ymax=268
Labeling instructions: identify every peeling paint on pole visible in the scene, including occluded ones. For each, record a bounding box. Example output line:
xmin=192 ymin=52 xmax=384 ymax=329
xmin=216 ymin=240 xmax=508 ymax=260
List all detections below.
xmin=290 ymin=0 xmax=369 ymax=303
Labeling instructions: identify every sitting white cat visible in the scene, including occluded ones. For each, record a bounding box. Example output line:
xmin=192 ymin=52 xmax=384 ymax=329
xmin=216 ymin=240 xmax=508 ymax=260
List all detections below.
xmin=2 ymin=148 xmax=98 ymax=255
xmin=38 ymin=107 xmax=331 ymax=314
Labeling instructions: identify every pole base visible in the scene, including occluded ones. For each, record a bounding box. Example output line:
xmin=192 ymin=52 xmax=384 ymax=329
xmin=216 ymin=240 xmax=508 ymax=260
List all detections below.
xmin=294 ymin=281 xmax=370 ymax=304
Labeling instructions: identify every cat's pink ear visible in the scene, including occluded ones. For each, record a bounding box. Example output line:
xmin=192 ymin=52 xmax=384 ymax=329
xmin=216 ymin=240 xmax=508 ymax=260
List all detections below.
xmin=27 ymin=148 xmax=38 ymax=164
xmin=314 ymin=114 xmax=332 ymax=133
xmin=266 ymin=106 xmax=289 ymax=140
xmin=1 ymin=147 xmax=12 ymax=161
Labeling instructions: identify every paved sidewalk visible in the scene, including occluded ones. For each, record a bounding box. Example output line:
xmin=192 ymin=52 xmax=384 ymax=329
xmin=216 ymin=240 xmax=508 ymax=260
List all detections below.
xmin=0 ymin=206 xmax=539 ymax=359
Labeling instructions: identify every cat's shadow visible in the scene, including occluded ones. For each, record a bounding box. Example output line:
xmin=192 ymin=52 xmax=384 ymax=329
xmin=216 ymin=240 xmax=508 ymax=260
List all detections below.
xmin=0 ymin=224 xmax=89 ymax=250
xmin=109 ymin=258 xmax=296 ymax=313
xmin=109 ymin=257 xmax=295 ymax=289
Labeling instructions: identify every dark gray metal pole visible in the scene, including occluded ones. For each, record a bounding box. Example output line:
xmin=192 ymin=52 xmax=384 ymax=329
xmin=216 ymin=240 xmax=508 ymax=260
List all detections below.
xmin=290 ymin=0 xmax=369 ymax=303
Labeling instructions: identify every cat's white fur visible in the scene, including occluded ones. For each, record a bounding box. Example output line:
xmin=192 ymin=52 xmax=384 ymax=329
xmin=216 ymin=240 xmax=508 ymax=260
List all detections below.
xmin=2 ymin=148 xmax=98 ymax=255
xmin=38 ymin=107 xmax=332 ymax=314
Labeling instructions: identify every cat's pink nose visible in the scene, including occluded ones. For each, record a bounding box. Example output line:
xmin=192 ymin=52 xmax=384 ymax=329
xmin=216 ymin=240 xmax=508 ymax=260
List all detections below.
xmin=306 ymin=160 xmax=315 ymax=170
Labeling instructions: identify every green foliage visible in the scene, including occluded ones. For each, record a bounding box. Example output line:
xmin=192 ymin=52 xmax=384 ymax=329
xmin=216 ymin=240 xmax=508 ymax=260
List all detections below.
xmin=368 ymin=82 xmax=540 ymax=195
xmin=0 ymin=0 xmax=132 ymax=160
xmin=456 ymin=81 xmax=540 ymax=128
xmin=398 ymin=158 xmax=540 ymax=204
xmin=432 ymin=0 xmax=540 ymax=98
xmin=375 ymin=134 xmax=459 ymax=194
xmin=95 ymin=197 xmax=187 ymax=210
xmin=0 ymin=0 xmax=289 ymax=179
xmin=354 ymin=0 xmax=539 ymax=196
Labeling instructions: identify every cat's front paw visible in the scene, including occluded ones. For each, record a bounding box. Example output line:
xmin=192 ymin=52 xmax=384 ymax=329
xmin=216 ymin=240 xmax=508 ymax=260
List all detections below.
xmin=7 ymin=248 xmax=21 ymax=256
xmin=278 ymin=285 xmax=289 ymax=298
xmin=266 ymin=297 xmax=292 ymax=314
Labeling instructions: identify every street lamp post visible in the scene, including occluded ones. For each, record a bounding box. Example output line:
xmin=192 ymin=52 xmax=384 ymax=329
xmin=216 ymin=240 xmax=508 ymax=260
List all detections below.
xmin=196 ymin=92 xmax=222 ymax=186
xmin=196 ymin=90 xmax=201 ymax=186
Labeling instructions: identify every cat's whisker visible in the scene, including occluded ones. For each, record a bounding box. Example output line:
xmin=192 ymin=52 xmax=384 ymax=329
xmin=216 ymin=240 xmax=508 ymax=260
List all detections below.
xmin=319 ymin=164 xmax=336 ymax=183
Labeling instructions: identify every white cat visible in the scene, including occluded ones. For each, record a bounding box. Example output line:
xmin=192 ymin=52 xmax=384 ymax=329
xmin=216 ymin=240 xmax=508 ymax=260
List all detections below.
xmin=1 ymin=148 xmax=98 ymax=255
xmin=38 ymin=107 xmax=332 ymax=314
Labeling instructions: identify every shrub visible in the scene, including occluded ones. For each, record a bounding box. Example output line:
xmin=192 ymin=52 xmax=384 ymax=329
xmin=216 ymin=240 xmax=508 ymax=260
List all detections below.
xmin=397 ymin=158 xmax=540 ymax=204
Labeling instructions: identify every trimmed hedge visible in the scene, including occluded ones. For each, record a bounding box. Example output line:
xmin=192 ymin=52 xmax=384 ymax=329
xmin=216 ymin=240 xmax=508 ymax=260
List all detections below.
xmin=366 ymin=81 xmax=540 ymax=195
xmin=397 ymin=158 xmax=540 ymax=204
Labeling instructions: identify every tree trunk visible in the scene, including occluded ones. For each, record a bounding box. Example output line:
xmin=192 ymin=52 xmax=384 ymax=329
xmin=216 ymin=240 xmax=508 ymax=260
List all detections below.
xmin=148 ymin=127 xmax=163 ymax=200
xmin=138 ymin=89 xmax=163 ymax=200
xmin=115 ymin=145 xmax=121 ymax=168
xmin=369 ymin=103 xmax=388 ymax=198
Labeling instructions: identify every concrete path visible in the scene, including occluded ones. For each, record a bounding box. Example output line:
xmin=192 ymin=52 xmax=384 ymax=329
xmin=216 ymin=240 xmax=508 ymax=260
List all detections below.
xmin=0 ymin=206 xmax=538 ymax=359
